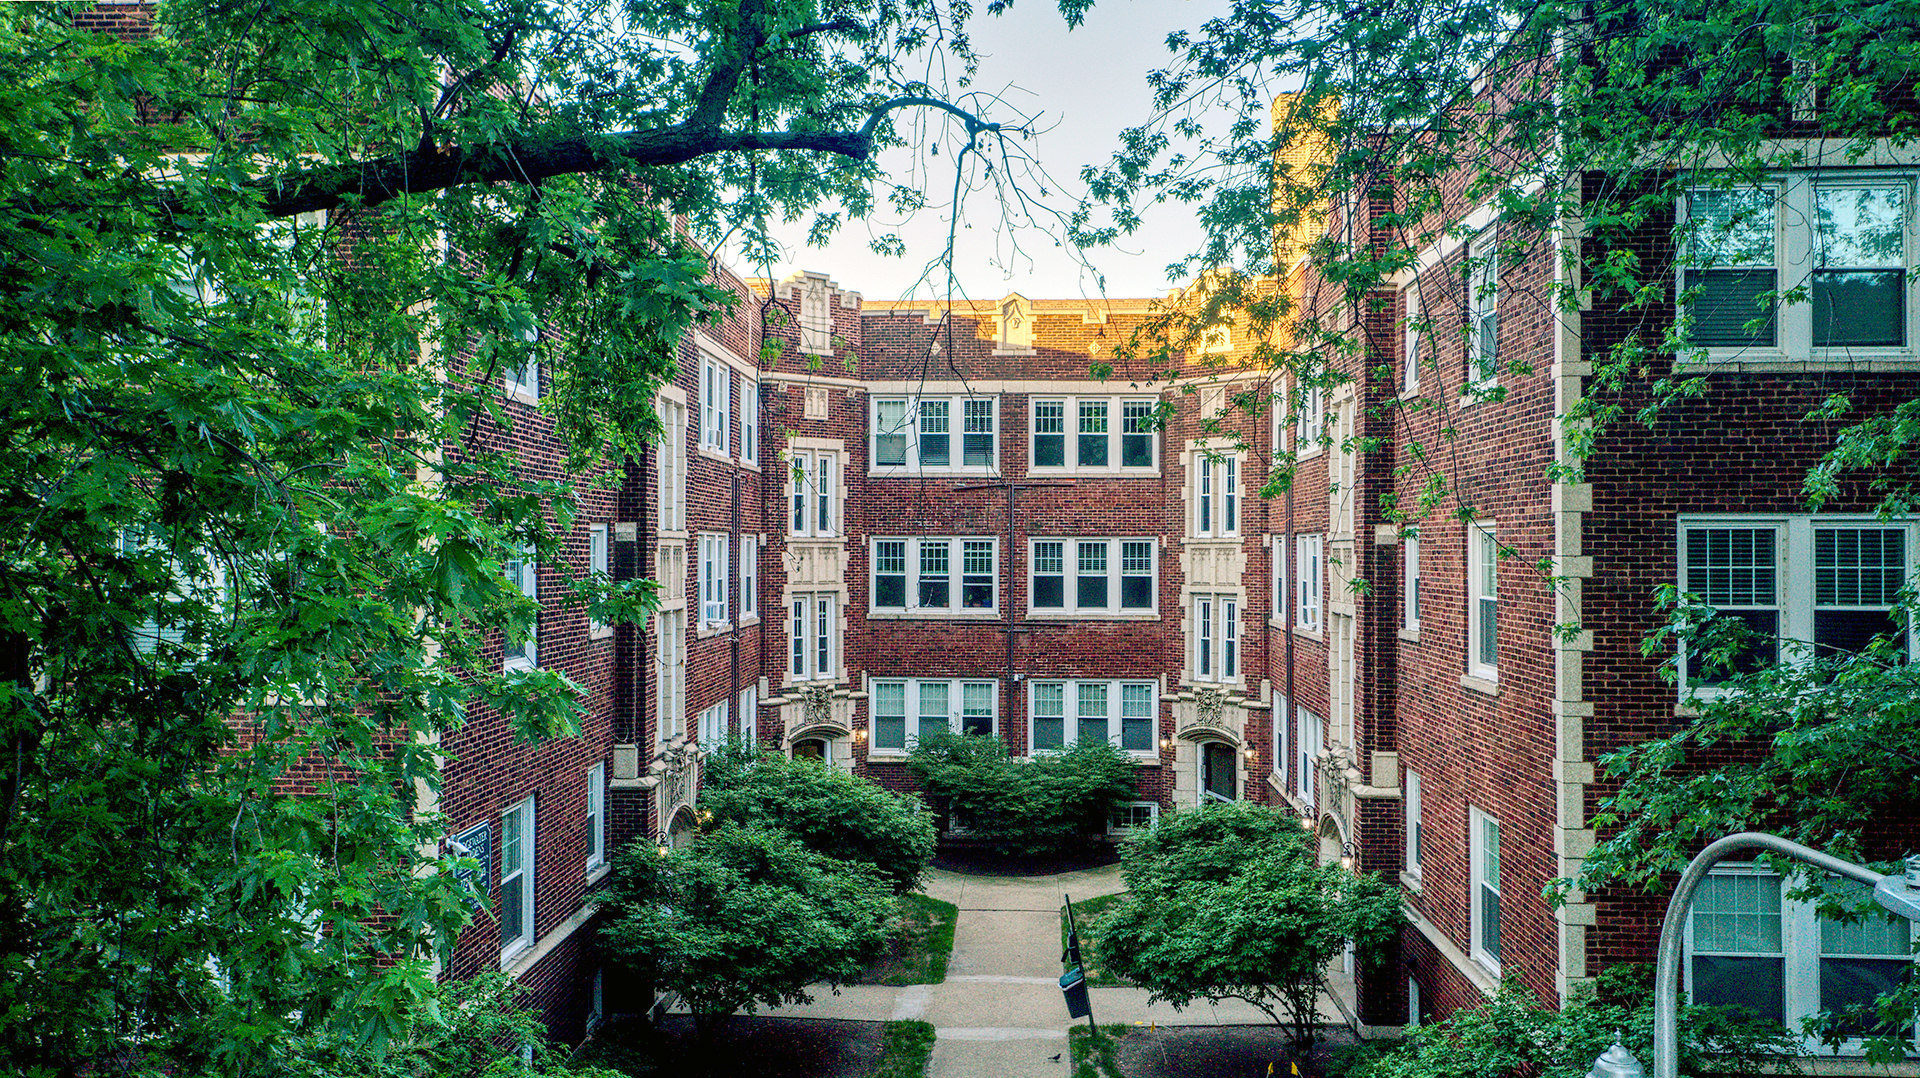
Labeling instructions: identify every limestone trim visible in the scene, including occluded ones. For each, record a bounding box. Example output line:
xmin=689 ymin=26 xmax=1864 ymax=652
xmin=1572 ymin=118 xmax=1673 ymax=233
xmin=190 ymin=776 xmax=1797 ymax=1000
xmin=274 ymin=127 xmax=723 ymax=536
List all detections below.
xmin=500 ymin=898 xmax=601 ymax=979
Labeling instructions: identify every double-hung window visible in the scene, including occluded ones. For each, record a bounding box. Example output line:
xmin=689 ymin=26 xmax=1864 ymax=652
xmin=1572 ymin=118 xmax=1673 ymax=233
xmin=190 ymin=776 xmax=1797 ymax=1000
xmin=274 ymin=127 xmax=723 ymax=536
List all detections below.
xmin=1029 ymin=538 xmax=1155 ymax=615
xmin=499 ymin=797 xmax=535 ymax=958
xmin=1678 ymin=516 xmax=1914 ymax=687
xmin=697 ymin=699 xmax=729 ymax=749
xmin=1295 ymin=704 xmax=1321 ymax=807
xmin=657 ymin=397 xmax=686 ymax=533
xmin=589 ymin=524 xmax=612 ymax=638
xmin=1682 ymin=177 xmax=1914 ymax=359
xmin=870 ymin=537 xmax=998 ymax=615
xmin=1468 ymin=235 xmax=1499 ymax=386
xmin=870 ymin=396 xmax=997 ymax=472
xmin=1403 ymin=532 xmax=1422 ymax=632
xmin=504 ymin=544 xmax=538 ymax=669
xmin=1687 ymin=868 xmax=1918 ymax=1047
xmin=700 ymin=355 xmax=729 ymax=453
xmin=738 ymin=686 xmax=758 ymax=747
xmin=739 ymin=373 xmax=758 ymax=465
xmin=698 ymin=533 xmax=728 ymax=627
xmin=1468 ymin=523 xmax=1498 ymax=680
xmin=1470 ymin=807 xmax=1501 ymax=972
xmin=1294 ymin=382 xmax=1325 ymax=454
xmin=1030 ymin=397 xmax=1158 ymax=472
xmin=1028 ymin=679 xmax=1156 ymax=755
xmin=789 ymin=451 xmax=838 ymax=537
xmin=1403 ymin=768 xmax=1423 ymax=880
xmin=1193 ymin=452 xmax=1239 ymax=537
xmin=870 ymin=678 xmax=997 ymax=753
xmin=790 ymin=593 xmax=837 ymax=681
xmin=655 ymin=608 xmax=686 ymax=741
xmin=584 ymin=763 xmax=605 ymax=872
xmin=1295 ymin=534 xmax=1323 ymax=632
xmin=1402 ymin=283 xmax=1423 ymax=395
xmin=1193 ymin=594 xmax=1239 ymax=682
xmin=739 ymin=539 xmax=757 ymax=621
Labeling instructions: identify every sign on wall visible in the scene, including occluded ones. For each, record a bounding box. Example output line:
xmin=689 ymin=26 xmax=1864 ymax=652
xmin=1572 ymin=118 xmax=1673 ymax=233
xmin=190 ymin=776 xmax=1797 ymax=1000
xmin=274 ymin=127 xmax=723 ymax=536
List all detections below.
xmin=450 ymin=821 xmax=492 ymax=908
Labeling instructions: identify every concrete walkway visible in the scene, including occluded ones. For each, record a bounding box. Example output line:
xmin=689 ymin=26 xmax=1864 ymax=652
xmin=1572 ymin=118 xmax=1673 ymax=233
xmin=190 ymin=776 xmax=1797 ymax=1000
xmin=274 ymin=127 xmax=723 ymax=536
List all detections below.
xmin=741 ymin=864 xmax=1345 ymax=1078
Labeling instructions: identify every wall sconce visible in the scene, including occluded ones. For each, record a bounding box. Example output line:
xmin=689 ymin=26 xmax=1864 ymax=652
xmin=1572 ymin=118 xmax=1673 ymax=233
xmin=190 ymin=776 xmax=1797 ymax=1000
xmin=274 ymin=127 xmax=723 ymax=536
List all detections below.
xmin=854 ymin=728 xmax=867 ymax=742
xmin=1159 ymin=737 xmax=1172 ymax=752
xmin=1340 ymin=842 xmax=1358 ymax=872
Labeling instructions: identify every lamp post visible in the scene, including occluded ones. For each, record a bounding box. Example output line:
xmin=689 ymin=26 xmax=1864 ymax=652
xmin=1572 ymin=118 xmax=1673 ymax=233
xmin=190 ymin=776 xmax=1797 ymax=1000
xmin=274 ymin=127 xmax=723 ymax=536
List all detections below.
xmin=1647 ymin=832 xmax=1920 ymax=1078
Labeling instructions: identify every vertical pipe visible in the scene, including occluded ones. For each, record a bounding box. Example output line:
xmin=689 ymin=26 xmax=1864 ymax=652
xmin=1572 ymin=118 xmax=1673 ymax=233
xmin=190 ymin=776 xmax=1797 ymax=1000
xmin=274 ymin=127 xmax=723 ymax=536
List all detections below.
xmin=1007 ymin=480 xmax=1016 ymax=743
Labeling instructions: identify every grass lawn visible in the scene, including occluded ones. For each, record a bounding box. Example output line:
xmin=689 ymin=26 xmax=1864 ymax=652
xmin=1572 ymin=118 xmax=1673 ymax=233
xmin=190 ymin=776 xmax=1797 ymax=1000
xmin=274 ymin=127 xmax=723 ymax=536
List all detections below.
xmin=1067 ymin=1023 xmax=1132 ymax=1078
xmin=873 ymin=1020 xmax=936 ymax=1078
xmin=856 ymin=893 xmax=958 ymax=986
xmin=1060 ymin=892 xmax=1129 ymax=987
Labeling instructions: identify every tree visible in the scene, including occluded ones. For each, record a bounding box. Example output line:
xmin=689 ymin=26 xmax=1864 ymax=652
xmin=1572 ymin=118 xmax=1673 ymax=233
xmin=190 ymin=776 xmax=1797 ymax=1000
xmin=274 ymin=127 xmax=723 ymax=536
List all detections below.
xmin=1077 ymin=0 xmax=1920 ymax=1052
xmin=0 ymin=0 xmax=1073 ymax=1072
xmin=598 ymin=827 xmax=896 ymax=1028
xmin=906 ymin=733 xmax=1137 ymax=857
xmin=1095 ymin=803 xmax=1403 ymax=1057
xmin=697 ymin=744 xmax=938 ymax=894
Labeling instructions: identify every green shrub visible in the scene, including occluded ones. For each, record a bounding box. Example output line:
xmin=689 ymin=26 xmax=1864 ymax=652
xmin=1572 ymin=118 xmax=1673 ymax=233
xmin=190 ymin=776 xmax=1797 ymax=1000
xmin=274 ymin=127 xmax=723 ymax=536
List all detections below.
xmin=906 ymin=733 xmax=1136 ymax=857
xmin=700 ymin=743 xmax=936 ymax=893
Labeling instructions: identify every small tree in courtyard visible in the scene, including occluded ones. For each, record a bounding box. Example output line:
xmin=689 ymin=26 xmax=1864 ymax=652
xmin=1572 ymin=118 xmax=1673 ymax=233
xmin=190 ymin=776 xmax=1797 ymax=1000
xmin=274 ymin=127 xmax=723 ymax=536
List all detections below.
xmin=698 ymin=744 xmax=937 ymax=893
xmin=599 ymin=827 xmax=894 ymax=1030
xmin=1096 ymin=802 xmax=1403 ymax=1059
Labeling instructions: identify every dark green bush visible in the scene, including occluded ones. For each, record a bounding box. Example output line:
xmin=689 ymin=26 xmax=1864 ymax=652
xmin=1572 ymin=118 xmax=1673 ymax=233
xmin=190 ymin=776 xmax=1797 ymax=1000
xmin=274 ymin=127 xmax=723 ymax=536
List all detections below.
xmin=698 ymin=743 xmax=936 ymax=893
xmin=906 ymin=733 xmax=1136 ymax=857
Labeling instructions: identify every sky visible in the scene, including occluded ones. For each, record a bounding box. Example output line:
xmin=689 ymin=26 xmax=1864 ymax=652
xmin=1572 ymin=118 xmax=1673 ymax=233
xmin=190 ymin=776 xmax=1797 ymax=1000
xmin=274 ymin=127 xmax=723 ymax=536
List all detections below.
xmin=762 ymin=0 xmax=1235 ymax=304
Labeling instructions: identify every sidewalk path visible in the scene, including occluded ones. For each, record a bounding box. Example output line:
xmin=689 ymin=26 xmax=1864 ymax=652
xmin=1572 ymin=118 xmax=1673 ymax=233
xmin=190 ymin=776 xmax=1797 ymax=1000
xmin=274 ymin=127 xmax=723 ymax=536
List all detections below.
xmin=747 ymin=864 xmax=1346 ymax=1078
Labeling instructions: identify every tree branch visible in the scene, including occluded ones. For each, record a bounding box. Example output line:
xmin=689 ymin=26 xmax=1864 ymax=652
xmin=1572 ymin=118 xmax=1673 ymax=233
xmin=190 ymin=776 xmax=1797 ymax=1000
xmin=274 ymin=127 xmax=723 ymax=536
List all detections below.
xmin=687 ymin=0 xmax=770 ymax=130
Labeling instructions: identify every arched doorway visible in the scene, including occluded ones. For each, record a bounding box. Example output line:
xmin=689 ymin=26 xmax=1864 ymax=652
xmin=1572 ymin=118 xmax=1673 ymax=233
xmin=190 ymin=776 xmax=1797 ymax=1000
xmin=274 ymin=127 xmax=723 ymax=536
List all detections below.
xmin=666 ymin=806 xmax=698 ymax=849
xmin=792 ymin=737 xmax=831 ymax=764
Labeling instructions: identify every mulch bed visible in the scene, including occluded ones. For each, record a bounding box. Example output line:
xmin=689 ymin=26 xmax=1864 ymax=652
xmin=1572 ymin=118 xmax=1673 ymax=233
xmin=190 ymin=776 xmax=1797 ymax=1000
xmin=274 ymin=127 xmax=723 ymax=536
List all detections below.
xmin=931 ymin=843 xmax=1121 ymax=876
xmin=577 ymin=1016 xmax=885 ymax=1078
xmin=1113 ymin=1025 xmax=1362 ymax=1078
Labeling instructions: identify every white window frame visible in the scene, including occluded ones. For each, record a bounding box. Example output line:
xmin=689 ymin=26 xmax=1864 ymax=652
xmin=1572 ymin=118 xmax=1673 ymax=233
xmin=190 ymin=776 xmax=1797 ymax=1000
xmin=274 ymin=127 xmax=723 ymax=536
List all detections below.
xmin=1295 ymin=704 xmax=1321 ymax=808
xmin=868 ymin=678 xmax=999 ymax=755
xmin=738 ymin=686 xmax=758 ymax=748
xmin=1272 ymin=689 xmax=1288 ymax=787
xmin=1295 ymin=534 xmax=1323 ymax=633
xmin=498 ymin=796 xmax=535 ymax=960
xmin=1678 ymin=174 xmax=1918 ymax=365
xmin=1403 ymin=532 xmax=1422 ymax=633
xmin=1402 ymin=282 xmax=1423 ymax=396
xmin=700 ymin=355 xmax=729 ymax=454
xmin=1403 ymin=768 xmax=1423 ymax=881
xmin=1467 ymin=522 xmax=1499 ymax=681
xmin=1107 ymin=800 xmax=1160 ymax=836
xmin=657 ymin=396 xmax=686 ymax=533
xmin=1192 ymin=450 xmax=1240 ymax=538
xmin=1294 ymin=382 xmax=1325 ymax=456
xmin=869 ymin=395 xmax=999 ymax=474
xmin=584 ymin=762 xmax=606 ymax=872
xmin=655 ymin=607 xmax=686 ymax=742
xmin=504 ymin=356 xmax=539 ymax=403
xmin=1029 ymin=396 xmax=1159 ymax=473
xmin=1027 ymin=538 xmax=1158 ymax=617
xmin=1026 ymin=679 xmax=1157 ymax=757
xmin=789 ymin=592 xmax=838 ymax=683
xmin=1198 ymin=740 xmax=1239 ymax=805
xmin=698 ymin=533 xmax=729 ymax=628
xmin=788 ymin=451 xmax=839 ymax=538
xmin=869 ymin=537 xmax=999 ymax=616
xmin=739 ymin=372 xmax=758 ymax=466
xmin=1469 ymin=806 xmax=1501 ymax=973
xmin=504 ymin=544 xmax=538 ymax=670
xmin=1192 ymin=593 xmax=1240 ymax=683
xmin=1467 ymin=233 xmax=1499 ymax=389
xmin=1685 ymin=864 xmax=1920 ymax=1053
xmin=740 ymin=538 xmax=758 ymax=622
xmin=588 ymin=524 xmax=612 ymax=638
xmin=1676 ymin=515 xmax=1917 ymax=692
xmin=697 ymin=699 xmax=729 ymax=750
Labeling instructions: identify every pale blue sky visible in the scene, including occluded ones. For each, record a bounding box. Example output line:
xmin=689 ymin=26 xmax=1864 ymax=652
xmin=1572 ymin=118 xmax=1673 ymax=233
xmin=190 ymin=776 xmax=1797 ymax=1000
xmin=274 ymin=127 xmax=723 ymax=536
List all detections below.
xmin=765 ymin=0 xmax=1233 ymax=303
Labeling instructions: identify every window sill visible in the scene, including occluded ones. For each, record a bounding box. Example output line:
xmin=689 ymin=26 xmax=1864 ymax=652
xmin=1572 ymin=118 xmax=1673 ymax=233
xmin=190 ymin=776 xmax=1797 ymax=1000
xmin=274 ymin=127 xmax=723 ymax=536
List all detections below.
xmin=1674 ymin=350 xmax=1920 ymax=375
xmin=695 ymin=445 xmax=734 ymax=465
xmin=586 ymin=861 xmax=611 ymax=886
xmin=1459 ymin=673 xmax=1500 ymax=697
xmin=1277 ymin=622 xmax=1324 ymax=642
xmin=1024 ymin=611 xmax=1161 ymax=622
xmin=1025 ymin=467 xmax=1161 ymax=478
xmin=866 ymin=752 xmax=910 ymax=764
xmin=867 ymin=464 xmax=1001 ymax=478
xmin=1400 ymin=870 xmax=1424 ymax=896
xmin=1458 ymin=381 xmax=1497 ymax=404
xmin=590 ymin=626 xmax=613 ymax=641
xmin=504 ymin=385 xmax=539 ymax=406
xmin=657 ymin=530 xmax=688 ymax=542
xmin=1398 ymin=627 xmax=1421 ymax=643
xmin=695 ymin=622 xmax=733 ymax=639
xmin=503 ymin=658 xmax=537 ymax=674
xmin=866 ymin=610 xmax=1003 ymax=621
